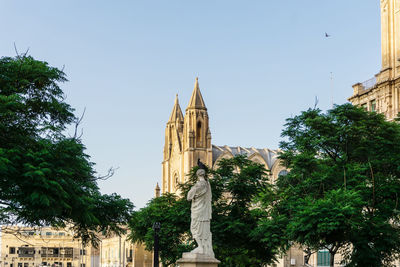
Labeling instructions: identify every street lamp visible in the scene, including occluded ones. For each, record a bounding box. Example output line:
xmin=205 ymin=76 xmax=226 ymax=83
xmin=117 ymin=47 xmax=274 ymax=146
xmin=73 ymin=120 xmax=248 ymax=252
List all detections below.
xmin=152 ymin=222 xmax=161 ymax=267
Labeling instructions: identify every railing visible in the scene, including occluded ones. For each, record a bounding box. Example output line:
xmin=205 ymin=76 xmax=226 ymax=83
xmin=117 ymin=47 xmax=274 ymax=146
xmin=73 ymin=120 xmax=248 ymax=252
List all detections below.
xmin=41 ymin=247 xmax=73 ymax=258
xmin=18 ymin=247 xmax=35 ymax=257
xmin=361 ymin=77 xmax=377 ymax=90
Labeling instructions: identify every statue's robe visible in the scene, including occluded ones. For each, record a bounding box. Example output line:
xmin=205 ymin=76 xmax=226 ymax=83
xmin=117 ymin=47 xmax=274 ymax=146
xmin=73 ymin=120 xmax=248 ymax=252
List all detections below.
xmin=187 ymin=179 xmax=214 ymax=257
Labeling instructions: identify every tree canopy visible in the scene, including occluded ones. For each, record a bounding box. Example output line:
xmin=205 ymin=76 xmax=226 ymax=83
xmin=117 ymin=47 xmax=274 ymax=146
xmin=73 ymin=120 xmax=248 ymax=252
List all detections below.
xmin=259 ymin=104 xmax=400 ymax=266
xmin=0 ymin=55 xmax=133 ymax=245
xmin=129 ymin=155 xmax=278 ymax=267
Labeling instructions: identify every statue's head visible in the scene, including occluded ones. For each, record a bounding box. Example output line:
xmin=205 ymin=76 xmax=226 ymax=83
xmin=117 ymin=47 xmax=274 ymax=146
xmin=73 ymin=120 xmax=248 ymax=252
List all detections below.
xmin=196 ymin=169 xmax=206 ymax=180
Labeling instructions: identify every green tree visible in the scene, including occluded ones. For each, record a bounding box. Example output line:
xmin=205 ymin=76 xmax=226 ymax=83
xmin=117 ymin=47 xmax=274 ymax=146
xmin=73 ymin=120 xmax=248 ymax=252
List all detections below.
xmin=129 ymin=155 xmax=278 ymax=267
xmin=129 ymin=193 xmax=192 ymax=266
xmin=0 ymin=55 xmax=134 ymax=245
xmin=260 ymin=104 xmax=400 ymax=266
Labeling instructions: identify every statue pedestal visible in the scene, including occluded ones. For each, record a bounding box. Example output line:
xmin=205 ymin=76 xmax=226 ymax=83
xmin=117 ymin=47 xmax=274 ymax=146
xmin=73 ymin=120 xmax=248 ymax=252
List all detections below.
xmin=176 ymin=253 xmax=220 ymax=267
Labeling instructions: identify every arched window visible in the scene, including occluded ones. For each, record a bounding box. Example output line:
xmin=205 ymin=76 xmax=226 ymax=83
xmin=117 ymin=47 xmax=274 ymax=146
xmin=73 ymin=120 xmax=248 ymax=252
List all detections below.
xmin=174 ymin=173 xmax=179 ymax=189
xmin=196 ymin=121 xmax=202 ymax=146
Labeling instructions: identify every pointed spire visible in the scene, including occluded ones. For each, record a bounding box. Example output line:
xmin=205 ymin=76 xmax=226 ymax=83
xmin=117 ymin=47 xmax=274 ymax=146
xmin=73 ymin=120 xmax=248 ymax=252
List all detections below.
xmin=187 ymin=77 xmax=206 ymax=110
xmin=155 ymin=183 xmax=160 ymax=197
xmin=168 ymin=93 xmax=184 ymax=122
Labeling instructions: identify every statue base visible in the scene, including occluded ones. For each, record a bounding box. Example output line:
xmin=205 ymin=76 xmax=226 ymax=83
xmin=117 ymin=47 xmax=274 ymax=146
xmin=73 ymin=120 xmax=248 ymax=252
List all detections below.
xmin=176 ymin=253 xmax=220 ymax=267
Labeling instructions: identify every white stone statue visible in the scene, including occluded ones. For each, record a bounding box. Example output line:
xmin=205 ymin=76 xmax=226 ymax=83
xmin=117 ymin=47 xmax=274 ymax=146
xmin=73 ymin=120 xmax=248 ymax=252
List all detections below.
xmin=187 ymin=168 xmax=215 ymax=258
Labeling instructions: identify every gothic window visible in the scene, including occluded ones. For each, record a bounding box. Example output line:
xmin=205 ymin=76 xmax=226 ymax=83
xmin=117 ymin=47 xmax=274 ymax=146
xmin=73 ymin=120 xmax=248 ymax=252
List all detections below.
xmin=196 ymin=121 xmax=202 ymax=146
xmin=174 ymin=173 xmax=179 ymax=189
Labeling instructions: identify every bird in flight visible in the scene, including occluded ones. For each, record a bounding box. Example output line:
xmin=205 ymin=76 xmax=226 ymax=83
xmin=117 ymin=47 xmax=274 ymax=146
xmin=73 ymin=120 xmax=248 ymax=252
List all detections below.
xmin=325 ymin=32 xmax=331 ymax=38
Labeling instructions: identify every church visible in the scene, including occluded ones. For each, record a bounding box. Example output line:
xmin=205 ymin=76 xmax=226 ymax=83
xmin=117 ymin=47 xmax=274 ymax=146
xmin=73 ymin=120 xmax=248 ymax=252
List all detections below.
xmin=162 ymin=77 xmax=288 ymax=194
xmin=160 ymin=78 xmax=302 ymax=267
xmin=160 ymin=1 xmax=400 ymax=266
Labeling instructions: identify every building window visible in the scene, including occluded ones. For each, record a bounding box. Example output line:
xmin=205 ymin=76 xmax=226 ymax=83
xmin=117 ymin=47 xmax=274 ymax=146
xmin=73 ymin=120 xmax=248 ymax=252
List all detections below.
xmin=66 ymin=263 xmax=71 ymax=267
xmin=18 ymin=263 xmax=22 ymax=267
xmin=80 ymin=249 xmax=86 ymax=256
xmin=370 ymin=99 xmax=376 ymax=112
xmin=24 ymin=263 xmax=28 ymax=267
xmin=196 ymin=121 xmax=202 ymax=146
xmin=361 ymin=103 xmax=367 ymax=111
xmin=9 ymin=247 xmax=16 ymax=254
xmin=80 ymin=264 xmax=85 ymax=267
xmin=317 ymin=249 xmax=330 ymax=266
xmin=174 ymin=173 xmax=179 ymax=188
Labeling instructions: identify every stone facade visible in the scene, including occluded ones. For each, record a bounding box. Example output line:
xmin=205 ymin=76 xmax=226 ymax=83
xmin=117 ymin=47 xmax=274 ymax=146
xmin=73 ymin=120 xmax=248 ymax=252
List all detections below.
xmin=99 ymin=234 xmax=152 ymax=267
xmin=162 ymin=78 xmax=212 ymax=194
xmin=349 ymin=0 xmax=400 ymax=121
xmin=0 ymin=227 xmax=95 ymax=267
xmin=162 ymin=78 xmax=287 ymax=194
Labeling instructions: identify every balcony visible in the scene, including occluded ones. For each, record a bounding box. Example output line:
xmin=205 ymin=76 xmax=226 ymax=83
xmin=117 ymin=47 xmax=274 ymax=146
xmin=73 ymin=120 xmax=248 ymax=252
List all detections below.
xmin=41 ymin=247 xmax=73 ymax=258
xmin=361 ymin=77 xmax=377 ymax=90
xmin=18 ymin=247 xmax=35 ymax=258
xmin=351 ymin=76 xmax=377 ymax=97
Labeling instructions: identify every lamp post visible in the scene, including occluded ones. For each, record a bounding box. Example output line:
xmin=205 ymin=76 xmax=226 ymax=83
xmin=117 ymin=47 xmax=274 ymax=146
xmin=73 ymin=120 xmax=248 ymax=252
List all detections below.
xmin=152 ymin=222 xmax=161 ymax=267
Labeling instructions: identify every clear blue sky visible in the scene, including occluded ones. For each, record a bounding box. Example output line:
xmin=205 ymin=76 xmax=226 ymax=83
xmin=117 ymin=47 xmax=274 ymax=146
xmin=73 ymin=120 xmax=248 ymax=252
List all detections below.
xmin=0 ymin=0 xmax=381 ymax=208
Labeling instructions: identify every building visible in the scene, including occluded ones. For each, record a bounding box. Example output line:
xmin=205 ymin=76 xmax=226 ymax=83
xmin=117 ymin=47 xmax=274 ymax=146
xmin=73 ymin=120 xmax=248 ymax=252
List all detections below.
xmin=162 ymin=78 xmax=288 ymax=194
xmin=99 ymin=233 xmax=152 ymax=267
xmin=0 ymin=227 xmax=96 ymax=267
xmin=161 ymin=79 xmax=306 ymax=267
xmin=349 ymin=0 xmax=400 ymax=121
xmin=161 ymin=2 xmax=399 ymax=264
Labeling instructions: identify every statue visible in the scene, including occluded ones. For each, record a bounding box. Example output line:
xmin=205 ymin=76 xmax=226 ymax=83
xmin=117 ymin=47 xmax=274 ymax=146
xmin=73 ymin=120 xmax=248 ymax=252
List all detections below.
xmin=187 ymin=161 xmax=215 ymax=258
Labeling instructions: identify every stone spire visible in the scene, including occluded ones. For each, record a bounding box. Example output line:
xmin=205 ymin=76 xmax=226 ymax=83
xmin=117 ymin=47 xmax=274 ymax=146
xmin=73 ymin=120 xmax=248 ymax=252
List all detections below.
xmin=187 ymin=77 xmax=206 ymax=110
xmin=155 ymin=183 xmax=160 ymax=197
xmin=168 ymin=94 xmax=184 ymax=123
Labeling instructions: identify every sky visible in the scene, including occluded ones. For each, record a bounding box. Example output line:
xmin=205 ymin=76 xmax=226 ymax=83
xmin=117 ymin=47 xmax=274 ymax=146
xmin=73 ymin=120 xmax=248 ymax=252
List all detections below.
xmin=0 ymin=0 xmax=381 ymax=208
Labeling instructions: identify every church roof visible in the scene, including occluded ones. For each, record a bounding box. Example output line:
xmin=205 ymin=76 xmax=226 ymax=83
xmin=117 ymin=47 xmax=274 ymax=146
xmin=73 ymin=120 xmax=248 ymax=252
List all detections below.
xmin=187 ymin=77 xmax=206 ymax=110
xmin=168 ymin=94 xmax=184 ymax=122
xmin=212 ymin=145 xmax=280 ymax=170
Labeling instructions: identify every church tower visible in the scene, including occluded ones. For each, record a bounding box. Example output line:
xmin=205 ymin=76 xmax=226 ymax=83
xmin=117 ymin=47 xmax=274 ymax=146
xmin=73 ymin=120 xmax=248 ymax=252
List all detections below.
xmin=349 ymin=0 xmax=400 ymax=121
xmin=162 ymin=78 xmax=212 ymax=194
xmin=182 ymin=77 xmax=212 ymax=179
xmin=162 ymin=94 xmax=184 ymax=193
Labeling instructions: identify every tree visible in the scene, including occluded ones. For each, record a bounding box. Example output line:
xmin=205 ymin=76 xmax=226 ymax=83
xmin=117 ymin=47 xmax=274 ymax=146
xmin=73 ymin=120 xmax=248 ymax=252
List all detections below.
xmin=0 ymin=54 xmax=134 ymax=245
xmin=260 ymin=104 xmax=400 ymax=266
xmin=129 ymin=193 xmax=192 ymax=266
xmin=129 ymin=155 xmax=278 ymax=266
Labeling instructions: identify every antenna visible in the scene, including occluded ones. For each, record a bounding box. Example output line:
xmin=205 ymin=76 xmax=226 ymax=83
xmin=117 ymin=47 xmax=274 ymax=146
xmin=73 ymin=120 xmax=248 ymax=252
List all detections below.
xmin=330 ymin=72 xmax=334 ymax=108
